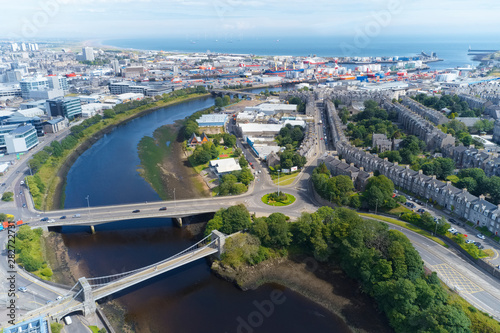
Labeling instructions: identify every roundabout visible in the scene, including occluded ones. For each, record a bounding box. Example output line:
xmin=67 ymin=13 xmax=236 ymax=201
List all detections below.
xmin=261 ymin=191 xmax=296 ymax=206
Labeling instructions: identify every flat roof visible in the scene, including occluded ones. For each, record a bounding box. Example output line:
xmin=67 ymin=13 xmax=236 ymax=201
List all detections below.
xmin=10 ymin=125 xmax=33 ymax=135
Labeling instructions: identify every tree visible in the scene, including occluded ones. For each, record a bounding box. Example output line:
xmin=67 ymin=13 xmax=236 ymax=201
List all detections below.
xmin=214 ymin=97 xmax=223 ymax=107
xmin=222 ymin=95 xmax=231 ymax=106
xmin=239 ymin=155 xmax=248 ymax=168
xmin=456 ymin=177 xmax=477 ymax=193
xmin=238 ymin=167 xmax=254 ymax=185
xmin=487 ymin=176 xmax=500 ymax=204
xmin=265 ymin=213 xmax=292 ymax=248
xmin=291 ymin=126 xmax=304 ymax=142
xmin=251 ymin=217 xmax=270 ymax=244
xmin=1 ymin=192 xmax=13 ymax=202
xmin=220 ymin=204 xmax=251 ymax=234
xmin=50 ymin=140 xmax=64 ymax=157
xmin=103 ymin=109 xmax=116 ymax=119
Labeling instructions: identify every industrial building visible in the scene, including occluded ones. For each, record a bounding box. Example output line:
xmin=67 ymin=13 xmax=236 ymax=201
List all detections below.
xmin=196 ymin=114 xmax=228 ymax=127
xmin=210 ymin=158 xmax=241 ymax=176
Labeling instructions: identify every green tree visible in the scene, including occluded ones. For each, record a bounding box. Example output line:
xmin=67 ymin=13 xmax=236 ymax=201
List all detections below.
xmin=265 ymin=213 xmax=291 ymax=248
xmin=220 ymin=204 xmax=251 ymax=234
xmin=1 ymin=192 xmax=13 ymax=202
xmin=222 ymin=95 xmax=231 ymax=106
xmin=103 ymin=109 xmax=116 ymax=119
xmin=238 ymin=155 xmax=248 ymax=168
xmin=238 ymin=167 xmax=254 ymax=185
xmin=251 ymin=217 xmax=270 ymax=244
xmin=214 ymin=97 xmax=223 ymax=107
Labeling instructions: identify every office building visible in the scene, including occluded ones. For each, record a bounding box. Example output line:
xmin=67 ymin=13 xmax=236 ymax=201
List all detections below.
xmin=0 ymin=124 xmax=21 ymax=149
xmin=20 ymin=76 xmax=49 ymax=98
xmin=47 ymin=76 xmax=69 ymax=92
xmin=5 ymin=125 xmax=39 ymax=153
xmin=46 ymin=97 xmax=82 ymax=119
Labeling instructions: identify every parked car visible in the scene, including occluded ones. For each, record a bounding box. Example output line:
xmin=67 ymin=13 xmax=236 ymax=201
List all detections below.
xmin=474 ymin=242 xmax=484 ymax=249
xmin=132 ymin=209 xmax=140 ymax=213
xmin=159 ymin=207 xmax=167 ymax=211
xmin=449 ymin=218 xmax=457 ymax=224
xmin=466 ymin=239 xmax=475 ymax=244
xmin=448 ymin=228 xmax=457 ymax=233
xmin=417 ymin=208 xmax=425 ymax=213
xmin=477 ymin=234 xmax=486 ymax=240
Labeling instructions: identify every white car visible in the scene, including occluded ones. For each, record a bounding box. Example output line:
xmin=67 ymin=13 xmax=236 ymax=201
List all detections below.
xmin=448 ymin=228 xmax=457 ymax=233
xmin=466 ymin=239 xmax=475 ymax=244
xmin=477 ymin=234 xmax=486 ymax=240
xmin=47 ymin=219 xmax=55 ymax=223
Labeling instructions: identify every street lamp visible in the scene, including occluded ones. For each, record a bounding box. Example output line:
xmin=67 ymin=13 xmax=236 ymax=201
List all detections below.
xmin=85 ymin=195 xmax=90 ymax=218
xmin=173 ymin=188 xmax=176 ymax=209
xmin=375 ymin=199 xmax=379 ymax=215
xmin=277 ymin=170 xmax=281 ymax=195
xmin=434 ymin=218 xmax=439 ymax=236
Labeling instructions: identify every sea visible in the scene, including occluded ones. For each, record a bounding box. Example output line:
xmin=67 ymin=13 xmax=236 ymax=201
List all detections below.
xmin=102 ymin=36 xmax=499 ymax=70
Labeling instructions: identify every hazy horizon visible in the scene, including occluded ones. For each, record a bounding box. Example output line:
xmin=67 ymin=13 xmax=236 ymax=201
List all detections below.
xmin=3 ymin=0 xmax=500 ymax=42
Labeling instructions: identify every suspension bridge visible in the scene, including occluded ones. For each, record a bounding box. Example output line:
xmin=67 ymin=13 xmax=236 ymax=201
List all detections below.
xmin=13 ymin=231 xmax=226 ymax=324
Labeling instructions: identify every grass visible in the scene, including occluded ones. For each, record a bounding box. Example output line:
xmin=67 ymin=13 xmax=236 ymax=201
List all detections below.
xmin=137 ymin=125 xmax=177 ymax=200
xmin=89 ymin=326 xmax=102 ymax=333
xmin=446 ymin=287 xmax=500 ymax=332
xmin=272 ymin=173 xmax=299 ymax=186
xmin=359 ymin=213 xmax=448 ymax=247
xmin=188 ymin=146 xmax=239 ymax=174
xmin=32 ymin=93 xmax=209 ymax=210
xmin=16 ymin=227 xmax=54 ymax=280
xmin=385 ymin=205 xmax=412 ymax=216
xmin=261 ymin=193 xmax=296 ymax=206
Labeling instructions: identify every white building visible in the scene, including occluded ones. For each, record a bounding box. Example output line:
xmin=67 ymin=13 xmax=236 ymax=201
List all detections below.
xmin=81 ymin=103 xmax=104 ymax=118
xmin=209 ymin=158 xmax=241 ymax=176
xmin=83 ymin=47 xmax=95 ymax=61
xmin=244 ymin=103 xmax=297 ymax=115
xmin=5 ymin=125 xmax=39 ymax=153
xmin=196 ymin=114 xmax=228 ymax=127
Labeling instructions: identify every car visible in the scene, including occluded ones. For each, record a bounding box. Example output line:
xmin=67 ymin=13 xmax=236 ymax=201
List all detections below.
xmin=47 ymin=219 xmax=55 ymax=223
xmin=20 ymin=181 xmax=24 ymax=185
xmin=417 ymin=208 xmax=425 ymax=213
xmin=40 ymin=217 xmax=49 ymax=222
xmin=159 ymin=207 xmax=167 ymax=211
xmin=449 ymin=218 xmax=457 ymax=224
xmin=453 ymin=231 xmax=461 ymax=235
xmin=132 ymin=209 xmax=140 ymax=213
xmin=475 ymin=242 xmax=484 ymax=249
xmin=73 ymin=214 xmax=81 ymax=218
xmin=60 ymin=216 xmax=66 ymax=219
xmin=46 ymin=300 xmax=52 ymax=304
xmin=19 ymin=191 xmax=22 ymax=195
xmin=477 ymin=234 xmax=486 ymax=240
xmin=466 ymin=239 xmax=475 ymax=244
xmin=56 ymin=296 xmax=62 ymax=300
xmin=18 ymin=287 xmax=27 ymax=293
xmin=448 ymin=228 xmax=457 ymax=233
xmin=22 ymin=203 xmax=26 ymax=208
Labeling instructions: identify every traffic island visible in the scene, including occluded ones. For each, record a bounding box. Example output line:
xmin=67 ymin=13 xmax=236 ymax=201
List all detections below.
xmin=261 ymin=191 xmax=296 ymax=206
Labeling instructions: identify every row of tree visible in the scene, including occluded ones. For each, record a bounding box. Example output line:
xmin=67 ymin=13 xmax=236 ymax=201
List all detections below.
xmin=412 ymin=93 xmax=482 ymax=118
xmin=216 ymin=168 xmax=254 ymax=196
xmin=448 ymin=168 xmax=500 ymax=204
xmin=275 ymin=123 xmax=305 ymax=148
xmin=204 ymin=205 xmax=473 ymax=332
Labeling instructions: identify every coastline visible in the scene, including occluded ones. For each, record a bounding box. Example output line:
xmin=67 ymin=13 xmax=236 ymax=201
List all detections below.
xmin=211 ymin=255 xmax=393 ymax=333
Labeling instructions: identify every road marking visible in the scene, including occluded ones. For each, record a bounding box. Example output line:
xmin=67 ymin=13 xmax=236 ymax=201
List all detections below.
xmin=490 ymin=248 xmax=499 ymax=261
xmin=432 ymin=263 xmax=483 ymax=294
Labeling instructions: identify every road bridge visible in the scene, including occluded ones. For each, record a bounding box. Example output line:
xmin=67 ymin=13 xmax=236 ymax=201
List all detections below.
xmin=11 ymin=231 xmax=226 ymax=324
xmin=210 ymin=89 xmax=260 ymax=99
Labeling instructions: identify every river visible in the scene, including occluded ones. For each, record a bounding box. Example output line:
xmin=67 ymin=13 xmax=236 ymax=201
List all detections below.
xmin=58 ymin=88 xmax=373 ymax=332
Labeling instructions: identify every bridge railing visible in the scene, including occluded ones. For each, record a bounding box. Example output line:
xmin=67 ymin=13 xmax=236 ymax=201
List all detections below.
xmin=86 ymin=235 xmax=216 ymax=289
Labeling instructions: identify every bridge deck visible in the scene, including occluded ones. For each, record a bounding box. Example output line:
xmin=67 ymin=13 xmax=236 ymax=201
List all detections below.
xmin=93 ymin=246 xmax=218 ymax=300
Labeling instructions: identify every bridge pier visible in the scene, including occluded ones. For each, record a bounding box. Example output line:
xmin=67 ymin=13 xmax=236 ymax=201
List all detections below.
xmin=210 ymin=230 xmax=227 ymax=259
xmin=78 ymin=277 xmax=97 ymax=316
xmin=173 ymin=217 xmax=183 ymax=228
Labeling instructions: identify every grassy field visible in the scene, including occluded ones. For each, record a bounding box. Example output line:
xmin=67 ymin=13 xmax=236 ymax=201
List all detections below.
xmin=261 ymin=193 xmax=296 ymax=206
xmin=359 ymin=213 xmax=448 ymax=247
xmin=31 ymin=93 xmax=209 ymax=210
xmin=137 ymin=125 xmax=178 ymax=200
xmin=385 ymin=205 xmax=412 ymax=216
xmin=272 ymin=172 xmax=299 ymax=186
xmin=188 ymin=146 xmax=238 ymax=174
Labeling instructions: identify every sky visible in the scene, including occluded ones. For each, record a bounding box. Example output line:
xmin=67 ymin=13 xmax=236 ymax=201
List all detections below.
xmin=3 ymin=0 xmax=500 ymax=41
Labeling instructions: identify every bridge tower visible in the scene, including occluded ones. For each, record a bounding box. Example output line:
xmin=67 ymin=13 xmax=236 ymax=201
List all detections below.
xmin=78 ymin=277 xmax=97 ymax=316
xmin=210 ymin=230 xmax=227 ymax=259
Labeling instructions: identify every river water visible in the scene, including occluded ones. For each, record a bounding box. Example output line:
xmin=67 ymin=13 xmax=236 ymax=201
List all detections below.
xmin=59 ymin=88 xmax=364 ymax=332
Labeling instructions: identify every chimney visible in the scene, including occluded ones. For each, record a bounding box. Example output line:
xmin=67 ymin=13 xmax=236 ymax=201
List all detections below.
xmin=368 ymin=172 xmax=374 ymax=177
xmin=350 ymin=163 xmax=354 ymax=167
xmin=405 ymin=165 xmax=410 ymax=169
xmin=469 ymin=144 xmax=475 ymax=149
xmin=446 ymin=181 xmax=451 ymax=185
xmin=384 ymin=157 xmax=388 ymax=161
xmin=418 ymin=170 xmax=423 ymax=174
xmin=497 ymin=204 xmax=500 ymax=210
xmin=462 ymin=188 xmax=467 ymax=193
xmin=359 ymin=167 xmax=364 ymax=171
xmin=341 ymin=159 xmax=346 ymax=163
xmin=480 ymin=194 xmax=485 ymax=200
xmin=394 ymin=162 xmax=398 ymax=166
xmin=432 ymin=175 xmax=436 ymax=179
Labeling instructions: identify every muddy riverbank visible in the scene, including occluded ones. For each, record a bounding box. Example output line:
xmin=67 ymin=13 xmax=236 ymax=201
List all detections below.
xmin=211 ymin=255 xmax=393 ymax=333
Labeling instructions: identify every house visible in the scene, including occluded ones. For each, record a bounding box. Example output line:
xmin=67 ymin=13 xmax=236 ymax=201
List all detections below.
xmin=188 ymin=132 xmax=209 ymax=146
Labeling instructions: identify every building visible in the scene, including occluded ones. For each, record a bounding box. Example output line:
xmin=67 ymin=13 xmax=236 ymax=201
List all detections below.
xmin=4 ymin=116 xmax=45 ymax=137
xmin=0 ymin=124 xmax=21 ymax=150
xmin=209 ymin=158 xmax=241 ymax=176
xmin=188 ymin=132 xmax=209 ymax=146
xmin=47 ymin=76 xmax=69 ymax=92
xmin=83 ymin=47 xmax=95 ymax=61
xmin=122 ymin=66 xmax=146 ymax=78
xmin=245 ymin=103 xmax=297 ymax=115
xmin=5 ymin=125 xmax=39 ymax=153
xmin=20 ymin=76 xmax=49 ymax=98
xmin=46 ymin=97 xmax=82 ymax=119
xmin=196 ymin=114 xmax=228 ymax=127
xmin=43 ymin=117 xmax=69 ymax=133
xmin=4 ymin=316 xmax=48 ymax=333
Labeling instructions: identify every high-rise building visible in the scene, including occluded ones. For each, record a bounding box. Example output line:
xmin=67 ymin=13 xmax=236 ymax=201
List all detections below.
xmin=47 ymin=76 xmax=69 ymax=92
xmin=83 ymin=47 xmax=95 ymax=61
xmin=4 ymin=125 xmax=39 ymax=153
xmin=46 ymin=97 xmax=82 ymax=120
xmin=10 ymin=43 xmax=19 ymax=52
xmin=21 ymin=43 xmax=27 ymax=51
